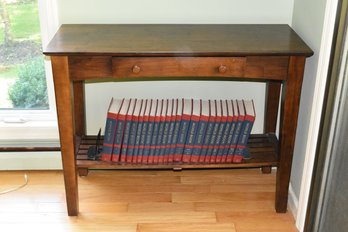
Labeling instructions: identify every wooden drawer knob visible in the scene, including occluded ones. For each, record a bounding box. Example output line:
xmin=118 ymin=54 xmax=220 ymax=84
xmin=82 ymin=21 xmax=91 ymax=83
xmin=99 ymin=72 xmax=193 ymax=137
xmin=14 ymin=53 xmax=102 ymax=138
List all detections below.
xmin=218 ymin=65 xmax=227 ymax=73
xmin=132 ymin=65 xmax=141 ymax=74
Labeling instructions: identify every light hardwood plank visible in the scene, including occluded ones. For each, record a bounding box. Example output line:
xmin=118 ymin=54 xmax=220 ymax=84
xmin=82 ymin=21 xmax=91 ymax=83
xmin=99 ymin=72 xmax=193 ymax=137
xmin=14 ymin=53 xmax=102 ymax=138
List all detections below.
xmin=194 ymin=201 xmax=275 ymax=212
xmin=216 ymin=211 xmax=297 ymax=232
xmin=128 ymin=202 xmax=195 ymax=213
xmin=172 ymin=192 xmax=274 ymax=202
xmin=137 ymin=223 xmax=236 ymax=232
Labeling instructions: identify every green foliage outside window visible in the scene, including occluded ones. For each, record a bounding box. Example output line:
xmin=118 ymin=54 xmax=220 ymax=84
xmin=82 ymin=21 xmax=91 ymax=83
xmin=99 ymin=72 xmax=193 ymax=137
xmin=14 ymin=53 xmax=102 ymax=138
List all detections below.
xmin=8 ymin=57 xmax=48 ymax=109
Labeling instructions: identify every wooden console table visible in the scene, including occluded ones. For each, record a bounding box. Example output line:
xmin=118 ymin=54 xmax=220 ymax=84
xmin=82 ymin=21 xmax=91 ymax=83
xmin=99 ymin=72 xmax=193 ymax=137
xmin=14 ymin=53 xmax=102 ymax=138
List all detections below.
xmin=44 ymin=24 xmax=313 ymax=216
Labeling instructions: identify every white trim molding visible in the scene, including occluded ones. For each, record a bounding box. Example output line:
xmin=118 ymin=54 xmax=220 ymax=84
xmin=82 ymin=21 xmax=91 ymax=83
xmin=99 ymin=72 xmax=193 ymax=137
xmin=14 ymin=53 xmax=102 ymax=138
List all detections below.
xmin=0 ymin=152 xmax=62 ymax=170
xmin=296 ymin=0 xmax=339 ymax=230
xmin=288 ymin=183 xmax=299 ymax=219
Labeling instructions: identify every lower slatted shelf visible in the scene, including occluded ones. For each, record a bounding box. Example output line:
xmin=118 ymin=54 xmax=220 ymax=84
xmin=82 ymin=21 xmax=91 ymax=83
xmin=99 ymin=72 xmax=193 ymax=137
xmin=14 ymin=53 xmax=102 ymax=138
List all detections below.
xmin=75 ymin=133 xmax=279 ymax=170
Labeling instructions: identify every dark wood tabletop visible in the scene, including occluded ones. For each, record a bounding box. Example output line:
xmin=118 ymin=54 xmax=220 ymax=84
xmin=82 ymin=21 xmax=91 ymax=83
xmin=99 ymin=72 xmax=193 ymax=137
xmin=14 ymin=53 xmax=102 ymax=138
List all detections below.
xmin=44 ymin=24 xmax=313 ymax=57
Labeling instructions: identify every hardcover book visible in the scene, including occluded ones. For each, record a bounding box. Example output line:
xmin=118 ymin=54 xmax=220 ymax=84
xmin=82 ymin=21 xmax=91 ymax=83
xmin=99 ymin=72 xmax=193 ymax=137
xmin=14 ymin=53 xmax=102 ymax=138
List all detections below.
xmin=174 ymin=98 xmax=192 ymax=162
xmin=111 ymin=98 xmax=131 ymax=162
xmin=101 ymin=98 xmax=124 ymax=162
xmin=191 ymin=100 xmax=209 ymax=163
xmin=233 ymin=99 xmax=256 ymax=163
xmin=127 ymin=99 xmax=143 ymax=163
xmin=134 ymin=99 xmax=147 ymax=164
xmin=120 ymin=99 xmax=136 ymax=163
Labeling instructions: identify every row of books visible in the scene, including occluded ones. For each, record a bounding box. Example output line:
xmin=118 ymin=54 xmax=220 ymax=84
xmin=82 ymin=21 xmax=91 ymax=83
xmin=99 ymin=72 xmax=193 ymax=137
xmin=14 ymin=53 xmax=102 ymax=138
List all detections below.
xmin=101 ymin=98 xmax=255 ymax=164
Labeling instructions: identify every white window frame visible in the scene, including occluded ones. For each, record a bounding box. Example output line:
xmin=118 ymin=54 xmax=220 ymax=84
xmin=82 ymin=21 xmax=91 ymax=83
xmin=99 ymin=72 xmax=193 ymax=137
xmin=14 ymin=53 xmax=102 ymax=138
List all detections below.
xmin=0 ymin=0 xmax=60 ymax=144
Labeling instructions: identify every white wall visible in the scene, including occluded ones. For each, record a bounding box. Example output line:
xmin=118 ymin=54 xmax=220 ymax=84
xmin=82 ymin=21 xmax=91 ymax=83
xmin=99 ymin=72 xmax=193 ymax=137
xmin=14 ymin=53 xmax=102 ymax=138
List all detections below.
xmin=56 ymin=0 xmax=294 ymax=135
xmin=290 ymin=0 xmax=327 ymax=202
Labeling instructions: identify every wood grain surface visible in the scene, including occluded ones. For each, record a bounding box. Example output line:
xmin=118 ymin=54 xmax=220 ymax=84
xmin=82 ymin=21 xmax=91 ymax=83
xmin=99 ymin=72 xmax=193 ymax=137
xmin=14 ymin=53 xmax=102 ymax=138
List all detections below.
xmin=0 ymin=169 xmax=298 ymax=232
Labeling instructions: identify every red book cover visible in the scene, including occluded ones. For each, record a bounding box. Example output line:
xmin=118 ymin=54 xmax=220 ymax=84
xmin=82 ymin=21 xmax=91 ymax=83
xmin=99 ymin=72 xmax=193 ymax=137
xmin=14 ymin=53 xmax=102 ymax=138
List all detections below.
xmin=215 ymin=100 xmax=228 ymax=163
xmin=226 ymin=100 xmax=239 ymax=163
xmin=153 ymin=99 xmax=167 ymax=164
xmin=146 ymin=99 xmax=158 ymax=164
xmin=163 ymin=99 xmax=173 ymax=163
xmin=120 ymin=99 xmax=136 ymax=163
xmin=232 ymin=100 xmax=246 ymax=163
xmin=168 ymin=99 xmax=181 ymax=163
xmin=174 ymin=99 xmax=192 ymax=162
xmin=135 ymin=99 xmax=147 ymax=164
xmin=204 ymin=100 xmax=219 ymax=163
xmin=198 ymin=100 xmax=212 ymax=163
xmin=210 ymin=100 xmax=223 ymax=163
xmin=158 ymin=99 xmax=169 ymax=163
xmin=182 ymin=99 xmax=200 ymax=163
xmin=140 ymin=99 xmax=153 ymax=164
xmin=101 ymin=98 xmax=124 ymax=161
xmin=111 ymin=99 xmax=130 ymax=162
xmin=126 ymin=99 xmax=142 ymax=163
xmin=221 ymin=99 xmax=234 ymax=163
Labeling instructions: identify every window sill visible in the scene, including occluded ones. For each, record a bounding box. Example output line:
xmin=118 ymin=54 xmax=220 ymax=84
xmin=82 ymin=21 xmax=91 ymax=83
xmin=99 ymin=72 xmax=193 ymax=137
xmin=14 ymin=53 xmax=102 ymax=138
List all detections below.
xmin=0 ymin=121 xmax=60 ymax=147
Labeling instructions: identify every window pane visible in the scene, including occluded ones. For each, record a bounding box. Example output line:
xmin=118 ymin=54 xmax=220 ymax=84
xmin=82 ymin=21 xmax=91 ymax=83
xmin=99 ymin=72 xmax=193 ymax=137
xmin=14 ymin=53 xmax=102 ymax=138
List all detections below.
xmin=0 ymin=0 xmax=48 ymax=110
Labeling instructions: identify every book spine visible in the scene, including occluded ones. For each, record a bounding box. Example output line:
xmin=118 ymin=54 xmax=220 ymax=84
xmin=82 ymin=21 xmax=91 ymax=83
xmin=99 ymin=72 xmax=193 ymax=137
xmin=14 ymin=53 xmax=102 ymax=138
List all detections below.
xmin=221 ymin=118 xmax=234 ymax=163
xmin=143 ymin=117 xmax=154 ymax=164
xmin=101 ymin=113 xmax=117 ymax=161
xmin=111 ymin=115 xmax=126 ymax=162
xmin=226 ymin=119 xmax=243 ymax=163
xmin=233 ymin=115 xmax=254 ymax=163
xmin=120 ymin=115 xmax=132 ymax=163
xmin=127 ymin=115 xmax=138 ymax=163
xmin=191 ymin=116 xmax=208 ymax=163
xmin=182 ymin=115 xmax=199 ymax=163
xmin=215 ymin=118 xmax=228 ymax=163
xmin=161 ymin=118 xmax=170 ymax=163
xmin=133 ymin=116 xmax=143 ymax=164
xmin=139 ymin=115 xmax=149 ymax=164
xmin=168 ymin=115 xmax=181 ymax=163
xmin=174 ymin=114 xmax=190 ymax=162
xmin=148 ymin=117 xmax=160 ymax=164
xmin=211 ymin=119 xmax=225 ymax=163
xmin=155 ymin=116 xmax=165 ymax=163
xmin=199 ymin=120 xmax=214 ymax=163
xmin=205 ymin=118 xmax=219 ymax=163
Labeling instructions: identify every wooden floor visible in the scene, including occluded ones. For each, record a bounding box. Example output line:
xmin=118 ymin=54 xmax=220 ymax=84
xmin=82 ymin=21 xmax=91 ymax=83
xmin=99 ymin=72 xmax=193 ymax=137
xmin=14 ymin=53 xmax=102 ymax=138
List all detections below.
xmin=0 ymin=169 xmax=298 ymax=232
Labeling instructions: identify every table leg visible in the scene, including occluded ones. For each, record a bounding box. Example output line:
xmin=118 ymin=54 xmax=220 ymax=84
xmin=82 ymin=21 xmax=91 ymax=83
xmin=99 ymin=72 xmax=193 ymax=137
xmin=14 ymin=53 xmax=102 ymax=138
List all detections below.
xmin=51 ymin=56 xmax=79 ymax=216
xmin=264 ymin=81 xmax=281 ymax=134
xmin=276 ymin=56 xmax=306 ymax=213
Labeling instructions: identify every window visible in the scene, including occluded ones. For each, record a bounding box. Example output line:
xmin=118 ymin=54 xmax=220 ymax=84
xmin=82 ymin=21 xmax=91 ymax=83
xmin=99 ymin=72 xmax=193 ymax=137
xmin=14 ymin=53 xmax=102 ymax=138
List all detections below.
xmin=0 ymin=0 xmax=59 ymax=142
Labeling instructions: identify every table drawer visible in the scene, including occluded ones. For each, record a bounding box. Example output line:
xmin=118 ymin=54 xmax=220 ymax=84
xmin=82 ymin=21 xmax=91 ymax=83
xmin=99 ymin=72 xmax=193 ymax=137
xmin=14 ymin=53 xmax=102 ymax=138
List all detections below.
xmin=112 ymin=56 xmax=288 ymax=80
xmin=112 ymin=57 xmax=246 ymax=78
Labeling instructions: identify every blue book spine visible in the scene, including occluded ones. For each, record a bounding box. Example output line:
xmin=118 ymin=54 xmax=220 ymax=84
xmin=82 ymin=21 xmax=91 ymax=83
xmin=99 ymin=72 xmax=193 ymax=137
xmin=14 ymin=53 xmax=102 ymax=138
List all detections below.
xmin=143 ymin=119 xmax=154 ymax=164
xmin=205 ymin=120 xmax=220 ymax=163
xmin=161 ymin=120 xmax=170 ymax=163
xmin=174 ymin=115 xmax=190 ymax=162
xmin=101 ymin=115 xmax=117 ymax=161
xmin=155 ymin=119 xmax=165 ymax=163
xmin=211 ymin=120 xmax=226 ymax=163
xmin=182 ymin=118 xmax=199 ymax=163
xmin=234 ymin=119 xmax=254 ymax=161
xmin=222 ymin=120 xmax=236 ymax=162
xmin=168 ymin=118 xmax=179 ymax=163
xmin=149 ymin=119 xmax=160 ymax=163
xmin=120 ymin=118 xmax=132 ymax=163
xmin=127 ymin=118 xmax=138 ymax=163
xmin=215 ymin=120 xmax=229 ymax=163
xmin=111 ymin=118 xmax=125 ymax=162
xmin=199 ymin=121 xmax=214 ymax=163
xmin=226 ymin=119 xmax=243 ymax=163
xmin=134 ymin=119 xmax=143 ymax=163
xmin=190 ymin=118 xmax=208 ymax=163
xmin=139 ymin=117 xmax=149 ymax=164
